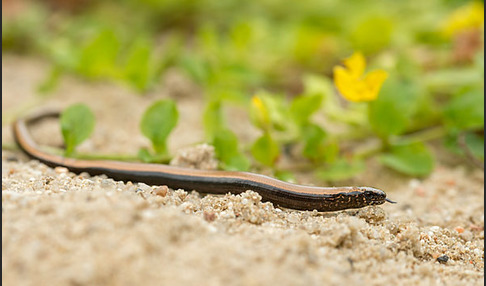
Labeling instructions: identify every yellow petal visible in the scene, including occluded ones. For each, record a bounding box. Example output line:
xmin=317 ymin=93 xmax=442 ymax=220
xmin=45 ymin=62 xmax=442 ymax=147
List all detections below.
xmin=442 ymin=2 xmax=484 ymax=37
xmin=334 ymin=66 xmax=363 ymax=102
xmin=334 ymin=66 xmax=356 ymax=100
xmin=334 ymin=52 xmax=388 ymax=102
xmin=343 ymin=51 xmax=366 ymax=78
xmin=333 ymin=66 xmax=352 ymax=89
xmin=362 ymin=70 xmax=388 ymax=101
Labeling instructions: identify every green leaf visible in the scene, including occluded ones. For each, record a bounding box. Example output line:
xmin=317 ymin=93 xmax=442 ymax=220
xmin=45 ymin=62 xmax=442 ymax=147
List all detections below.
xmin=203 ymin=100 xmax=225 ymax=141
xmin=301 ymin=123 xmax=328 ymax=162
xmin=316 ymin=158 xmax=366 ymax=182
xmin=443 ymin=89 xmax=484 ymax=130
xmin=229 ymin=21 xmax=253 ymax=51
xmin=37 ymin=66 xmax=62 ymax=94
xmin=349 ymin=15 xmax=393 ymax=54
xmin=77 ymin=29 xmax=120 ymax=78
xmin=302 ymin=75 xmax=333 ymax=101
xmin=302 ymin=75 xmax=344 ymax=119
xmin=180 ymin=55 xmax=210 ymax=84
xmin=60 ymin=104 xmax=95 ymax=155
xmin=140 ymin=100 xmax=179 ymax=155
xmin=380 ymin=142 xmax=434 ymax=176
xmin=368 ymin=77 xmax=420 ymax=137
xmin=293 ymin=26 xmax=329 ymax=67
xmin=444 ymin=131 xmax=485 ymax=161
xmin=320 ymin=140 xmax=340 ymax=164
xmin=290 ymin=93 xmax=323 ymax=125
xmin=154 ymin=34 xmax=183 ymax=78
xmin=123 ymin=38 xmax=152 ymax=92
xmin=251 ymin=132 xmax=280 ymax=167
xmin=464 ymin=132 xmax=484 ymax=160
xmin=274 ymin=170 xmax=296 ymax=183
xmin=47 ymin=37 xmax=79 ymax=71
xmin=137 ymin=148 xmax=153 ymax=163
xmin=443 ymin=131 xmax=463 ymax=155
xmin=224 ymin=154 xmax=251 ymax=172
xmin=137 ymin=148 xmax=170 ymax=163
xmin=213 ymin=129 xmax=250 ymax=171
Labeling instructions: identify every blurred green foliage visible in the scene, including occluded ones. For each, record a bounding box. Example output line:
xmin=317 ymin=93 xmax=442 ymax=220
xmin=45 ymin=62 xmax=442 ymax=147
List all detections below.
xmin=3 ymin=0 xmax=484 ymax=180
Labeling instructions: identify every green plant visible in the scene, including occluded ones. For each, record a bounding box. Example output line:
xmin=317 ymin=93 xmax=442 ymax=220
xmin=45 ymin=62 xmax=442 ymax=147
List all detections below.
xmin=60 ymin=103 xmax=96 ymax=155
xmin=202 ymin=99 xmax=250 ymax=171
xmin=5 ymin=0 xmax=482 ymax=183
xmin=139 ymin=100 xmax=179 ymax=162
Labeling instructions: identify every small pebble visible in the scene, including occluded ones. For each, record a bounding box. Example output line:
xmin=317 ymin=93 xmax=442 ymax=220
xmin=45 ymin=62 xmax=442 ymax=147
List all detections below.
xmin=44 ymin=176 xmax=54 ymax=185
xmin=459 ymin=230 xmax=473 ymax=241
xmin=154 ymin=186 xmax=169 ymax=197
xmin=55 ymin=167 xmax=69 ymax=174
xmin=437 ymin=255 xmax=449 ymax=264
xmin=180 ymin=202 xmax=194 ymax=213
xmin=5 ymin=155 xmax=19 ymax=162
xmin=78 ymin=172 xmax=91 ymax=179
xmin=454 ymin=226 xmax=465 ymax=234
xmin=137 ymin=183 xmax=152 ymax=193
xmin=100 ymin=179 xmax=115 ymax=189
xmin=414 ymin=186 xmax=426 ymax=197
xmin=203 ymin=211 xmax=217 ymax=222
xmin=445 ymin=179 xmax=456 ymax=186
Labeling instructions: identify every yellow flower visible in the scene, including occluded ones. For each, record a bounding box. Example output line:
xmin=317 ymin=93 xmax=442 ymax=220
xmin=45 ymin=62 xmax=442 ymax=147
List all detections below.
xmin=333 ymin=52 xmax=388 ymax=102
xmin=442 ymin=1 xmax=484 ymax=37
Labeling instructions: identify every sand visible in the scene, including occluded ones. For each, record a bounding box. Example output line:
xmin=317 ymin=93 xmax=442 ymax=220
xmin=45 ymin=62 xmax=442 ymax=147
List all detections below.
xmin=2 ymin=55 xmax=484 ymax=286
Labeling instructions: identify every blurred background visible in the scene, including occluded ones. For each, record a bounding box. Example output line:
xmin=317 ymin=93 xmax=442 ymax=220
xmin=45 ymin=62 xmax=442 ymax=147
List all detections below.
xmin=2 ymin=0 xmax=484 ymax=178
xmin=3 ymin=0 xmax=483 ymax=94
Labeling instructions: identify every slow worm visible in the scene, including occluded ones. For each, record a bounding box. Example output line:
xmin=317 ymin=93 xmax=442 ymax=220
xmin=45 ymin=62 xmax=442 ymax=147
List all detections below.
xmin=12 ymin=111 xmax=395 ymax=211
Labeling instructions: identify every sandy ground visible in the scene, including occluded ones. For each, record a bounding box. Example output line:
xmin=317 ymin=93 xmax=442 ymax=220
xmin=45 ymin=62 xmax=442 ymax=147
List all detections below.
xmin=2 ymin=55 xmax=484 ymax=286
